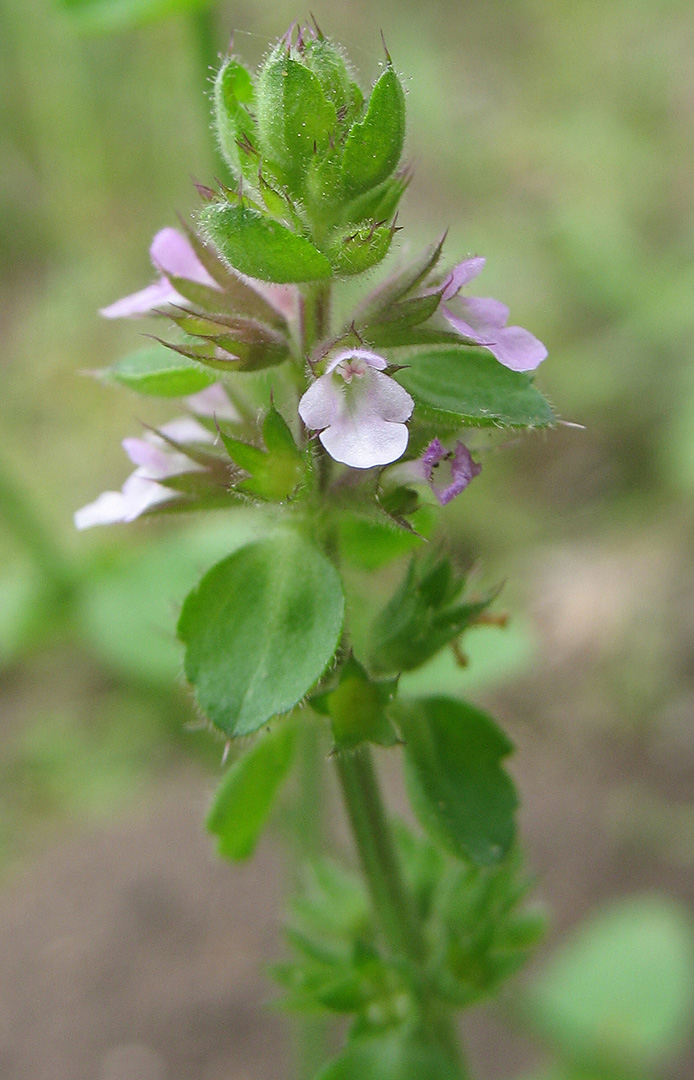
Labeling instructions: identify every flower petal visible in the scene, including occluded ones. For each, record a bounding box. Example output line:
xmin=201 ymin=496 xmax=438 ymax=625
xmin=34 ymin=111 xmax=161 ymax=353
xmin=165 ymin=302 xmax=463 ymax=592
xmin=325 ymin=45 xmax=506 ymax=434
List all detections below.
xmin=74 ymin=490 xmax=130 ymax=530
xmin=441 ymin=306 xmax=486 ymax=344
xmin=149 ymin=228 xmax=217 ymax=286
xmin=485 ymin=325 xmax=548 ymax=372
xmin=368 ymin=370 xmax=415 ymax=423
xmin=158 ymin=417 xmax=215 ymax=443
xmin=319 ymin=410 xmax=409 ymax=469
xmin=458 ymin=295 xmax=510 ymax=332
xmin=122 ymin=438 xmax=174 ymax=475
xmin=99 ymin=278 xmax=184 ymax=319
xmin=298 ymin=373 xmax=343 ymax=430
xmin=120 ymin=473 xmax=180 ymax=521
xmin=185 ymin=383 xmax=239 ymax=421
xmin=440 ymin=257 xmax=486 ymax=300
xmin=325 ymin=348 xmax=388 ymax=375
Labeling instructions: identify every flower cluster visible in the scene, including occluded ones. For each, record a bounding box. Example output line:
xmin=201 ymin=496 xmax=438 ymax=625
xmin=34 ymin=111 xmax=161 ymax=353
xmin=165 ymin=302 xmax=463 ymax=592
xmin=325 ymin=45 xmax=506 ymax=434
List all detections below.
xmin=76 ymin=27 xmax=550 ymax=533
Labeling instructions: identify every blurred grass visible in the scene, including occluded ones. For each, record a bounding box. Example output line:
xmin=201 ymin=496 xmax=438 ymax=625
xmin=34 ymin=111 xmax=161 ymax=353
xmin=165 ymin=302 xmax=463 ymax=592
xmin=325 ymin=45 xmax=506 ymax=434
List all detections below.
xmin=1 ymin=0 xmax=693 ymax=888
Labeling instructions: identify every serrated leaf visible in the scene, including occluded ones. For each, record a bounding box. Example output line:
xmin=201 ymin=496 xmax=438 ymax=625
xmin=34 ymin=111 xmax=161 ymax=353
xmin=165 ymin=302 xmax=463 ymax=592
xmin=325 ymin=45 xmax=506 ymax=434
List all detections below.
xmin=206 ymin=721 xmax=296 ymax=859
xmin=341 ymin=66 xmax=406 ymax=198
xmin=314 ymin=1032 xmax=460 ymax=1080
xmin=199 ymin=203 xmax=333 ymax=283
xmin=100 ymin=345 xmax=214 ymax=397
xmin=394 ymin=347 xmax=556 ymax=428
xmin=178 ymin=532 xmax=344 ymax=736
xmin=392 ymin=696 xmax=517 ymax=866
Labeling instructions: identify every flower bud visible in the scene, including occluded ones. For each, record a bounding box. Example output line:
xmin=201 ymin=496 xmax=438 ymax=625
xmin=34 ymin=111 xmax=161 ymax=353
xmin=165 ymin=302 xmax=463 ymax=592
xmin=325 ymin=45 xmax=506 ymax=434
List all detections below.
xmin=300 ymin=35 xmax=363 ymax=127
xmin=255 ymin=35 xmax=337 ymax=192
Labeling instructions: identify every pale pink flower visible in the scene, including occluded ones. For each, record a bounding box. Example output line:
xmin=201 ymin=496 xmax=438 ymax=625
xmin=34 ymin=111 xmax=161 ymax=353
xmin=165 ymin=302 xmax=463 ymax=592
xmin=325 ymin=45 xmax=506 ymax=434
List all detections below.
xmin=74 ymin=418 xmax=213 ymax=529
xmin=438 ymin=258 xmax=547 ymax=372
xmin=99 ymin=228 xmax=219 ymax=319
xmin=298 ymin=349 xmax=414 ymax=469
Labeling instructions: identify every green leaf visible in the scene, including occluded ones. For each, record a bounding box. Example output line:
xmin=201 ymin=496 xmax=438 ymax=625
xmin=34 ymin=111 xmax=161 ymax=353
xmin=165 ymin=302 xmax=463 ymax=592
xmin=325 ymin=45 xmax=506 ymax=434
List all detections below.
xmin=152 ymin=331 xmax=288 ymax=373
xmin=99 ymin=345 xmax=215 ymax=397
xmin=301 ymin=37 xmax=357 ymax=120
xmin=78 ymin=514 xmax=263 ymax=684
xmin=178 ymin=531 xmax=344 ymax=736
xmin=341 ymin=66 xmax=406 ymax=197
xmin=392 ymin=696 xmax=517 ymax=866
xmin=398 ymin=618 xmax=536 ymax=697
xmin=394 ymin=347 xmax=556 ymax=428
xmin=315 ymin=1032 xmax=460 ymax=1080
xmin=530 ymin=896 xmax=694 ymax=1067
xmin=367 ymin=554 xmax=495 ymax=676
xmin=206 ymin=721 xmax=297 ymax=859
xmin=213 ymin=57 xmax=258 ymax=186
xmin=199 ymin=203 xmax=333 ymax=283
xmin=339 ymin=173 xmax=409 ymax=228
xmin=219 ymin=407 xmax=305 ymax=501
xmin=175 ymin=224 xmax=285 ymax=322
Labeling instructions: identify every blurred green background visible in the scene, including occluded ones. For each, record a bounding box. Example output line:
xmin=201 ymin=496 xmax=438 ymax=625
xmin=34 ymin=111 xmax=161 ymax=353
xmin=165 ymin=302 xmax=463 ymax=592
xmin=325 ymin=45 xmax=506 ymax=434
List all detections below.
xmin=1 ymin=0 xmax=693 ymax=1077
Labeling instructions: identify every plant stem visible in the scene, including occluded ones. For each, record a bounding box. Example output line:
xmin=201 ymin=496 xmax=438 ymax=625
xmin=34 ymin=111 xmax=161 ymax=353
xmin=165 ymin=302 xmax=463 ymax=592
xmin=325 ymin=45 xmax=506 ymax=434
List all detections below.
xmin=335 ymin=746 xmax=468 ymax=1074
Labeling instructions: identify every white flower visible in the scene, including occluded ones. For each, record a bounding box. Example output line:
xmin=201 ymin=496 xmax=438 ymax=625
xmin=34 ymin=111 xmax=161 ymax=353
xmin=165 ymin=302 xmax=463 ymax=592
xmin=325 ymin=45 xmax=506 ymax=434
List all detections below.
xmin=298 ymin=349 xmax=414 ymax=469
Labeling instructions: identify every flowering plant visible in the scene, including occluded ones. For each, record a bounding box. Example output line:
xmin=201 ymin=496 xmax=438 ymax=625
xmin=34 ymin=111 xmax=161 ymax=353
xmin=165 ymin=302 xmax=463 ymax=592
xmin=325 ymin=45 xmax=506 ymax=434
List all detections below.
xmin=77 ymin=23 xmax=554 ymax=1078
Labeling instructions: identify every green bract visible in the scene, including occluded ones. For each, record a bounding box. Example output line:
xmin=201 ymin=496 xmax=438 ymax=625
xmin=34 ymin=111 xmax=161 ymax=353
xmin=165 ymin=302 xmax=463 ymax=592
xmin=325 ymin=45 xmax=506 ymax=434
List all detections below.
xmin=198 ymin=203 xmax=333 ymax=283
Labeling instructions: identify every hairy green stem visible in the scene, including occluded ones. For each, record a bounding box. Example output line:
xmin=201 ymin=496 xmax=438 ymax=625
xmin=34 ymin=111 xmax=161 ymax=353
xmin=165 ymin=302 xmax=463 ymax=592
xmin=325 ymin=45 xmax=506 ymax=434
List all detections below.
xmin=335 ymin=746 xmax=467 ymax=1074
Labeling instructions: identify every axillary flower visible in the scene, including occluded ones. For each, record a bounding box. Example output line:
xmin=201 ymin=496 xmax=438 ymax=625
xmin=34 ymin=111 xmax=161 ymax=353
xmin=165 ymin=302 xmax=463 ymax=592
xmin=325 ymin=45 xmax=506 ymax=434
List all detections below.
xmin=298 ymin=349 xmax=414 ymax=469
xmin=438 ymin=257 xmax=547 ymax=372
